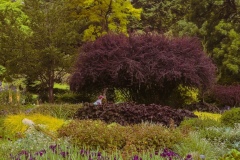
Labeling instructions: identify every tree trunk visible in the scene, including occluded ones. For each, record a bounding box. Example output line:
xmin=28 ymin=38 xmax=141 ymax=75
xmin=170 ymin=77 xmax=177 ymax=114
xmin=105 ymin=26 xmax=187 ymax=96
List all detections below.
xmin=48 ymin=69 xmax=54 ymax=103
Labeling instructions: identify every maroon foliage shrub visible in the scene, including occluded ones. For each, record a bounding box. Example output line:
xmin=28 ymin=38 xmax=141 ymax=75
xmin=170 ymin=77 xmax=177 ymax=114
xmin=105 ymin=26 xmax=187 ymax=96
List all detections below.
xmin=74 ymin=103 xmax=197 ymax=126
xmin=70 ymin=33 xmax=216 ymax=105
xmin=211 ymin=85 xmax=240 ymax=107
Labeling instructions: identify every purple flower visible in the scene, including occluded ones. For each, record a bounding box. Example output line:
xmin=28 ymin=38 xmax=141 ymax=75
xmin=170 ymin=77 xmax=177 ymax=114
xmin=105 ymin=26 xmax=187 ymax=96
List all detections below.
xmin=35 ymin=149 xmax=46 ymax=156
xmin=49 ymin=144 xmax=58 ymax=153
xmin=185 ymin=154 xmax=192 ymax=160
xmin=150 ymin=153 xmax=153 ymax=158
xmin=60 ymin=151 xmax=69 ymax=158
xmin=132 ymin=155 xmax=142 ymax=160
xmin=80 ymin=149 xmax=85 ymax=156
xmin=29 ymin=156 xmax=36 ymax=160
xmin=18 ymin=150 xmax=28 ymax=156
xmin=160 ymin=148 xmax=179 ymax=158
xmin=79 ymin=149 xmax=91 ymax=157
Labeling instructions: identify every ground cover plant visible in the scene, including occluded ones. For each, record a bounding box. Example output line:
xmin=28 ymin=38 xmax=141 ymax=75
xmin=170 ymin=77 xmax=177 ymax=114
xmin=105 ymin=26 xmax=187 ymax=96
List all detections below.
xmin=194 ymin=111 xmax=222 ymax=121
xmin=74 ymin=102 xmax=197 ymax=126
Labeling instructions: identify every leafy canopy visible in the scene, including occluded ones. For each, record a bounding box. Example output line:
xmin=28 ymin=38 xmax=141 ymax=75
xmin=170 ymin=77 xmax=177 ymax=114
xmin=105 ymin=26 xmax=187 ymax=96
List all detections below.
xmin=70 ymin=33 xmax=216 ymax=105
xmin=21 ymin=0 xmax=80 ymax=102
xmin=0 ymin=0 xmax=30 ymax=81
xmin=66 ymin=0 xmax=142 ymax=41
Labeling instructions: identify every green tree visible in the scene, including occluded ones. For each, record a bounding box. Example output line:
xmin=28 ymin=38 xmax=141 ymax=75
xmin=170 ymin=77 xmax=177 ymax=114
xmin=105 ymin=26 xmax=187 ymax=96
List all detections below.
xmin=22 ymin=0 xmax=80 ymax=102
xmin=66 ymin=0 xmax=142 ymax=41
xmin=0 ymin=0 xmax=30 ymax=82
xmin=153 ymin=0 xmax=240 ymax=84
xmin=212 ymin=20 xmax=240 ymax=84
xmin=130 ymin=0 xmax=188 ymax=32
xmin=185 ymin=0 xmax=240 ymax=84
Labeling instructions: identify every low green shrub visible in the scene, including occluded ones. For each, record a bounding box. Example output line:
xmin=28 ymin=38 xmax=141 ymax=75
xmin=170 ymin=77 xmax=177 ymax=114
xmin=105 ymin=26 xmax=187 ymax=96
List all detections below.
xmin=57 ymin=120 xmax=127 ymax=152
xmin=179 ymin=118 xmax=222 ymax=131
xmin=199 ymin=125 xmax=240 ymax=150
xmin=173 ymin=132 xmax=222 ymax=160
xmin=58 ymin=120 xmax=183 ymax=153
xmin=219 ymin=149 xmax=240 ymax=160
xmin=221 ymin=107 xmax=240 ymax=127
xmin=123 ymin=123 xmax=183 ymax=153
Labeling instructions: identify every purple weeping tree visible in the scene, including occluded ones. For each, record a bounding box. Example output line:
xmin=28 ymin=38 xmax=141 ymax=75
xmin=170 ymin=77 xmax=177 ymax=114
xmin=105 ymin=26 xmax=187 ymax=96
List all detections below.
xmin=70 ymin=33 xmax=216 ymax=106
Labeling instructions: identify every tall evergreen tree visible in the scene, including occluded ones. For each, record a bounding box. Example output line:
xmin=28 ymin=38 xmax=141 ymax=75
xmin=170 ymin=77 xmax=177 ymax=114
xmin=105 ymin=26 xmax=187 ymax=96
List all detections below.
xmin=0 ymin=0 xmax=30 ymax=81
xmin=184 ymin=0 xmax=240 ymax=84
xmin=130 ymin=0 xmax=188 ymax=32
xmin=22 ymin=0 xmax=80 ymax=102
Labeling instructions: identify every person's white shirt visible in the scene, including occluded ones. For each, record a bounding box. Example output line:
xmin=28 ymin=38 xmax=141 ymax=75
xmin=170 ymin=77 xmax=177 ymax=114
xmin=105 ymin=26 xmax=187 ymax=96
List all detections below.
xmin=93 ymin=95 xmax=104 ymax=105
xmin=93 ymin=99 xmax=102 ymax=105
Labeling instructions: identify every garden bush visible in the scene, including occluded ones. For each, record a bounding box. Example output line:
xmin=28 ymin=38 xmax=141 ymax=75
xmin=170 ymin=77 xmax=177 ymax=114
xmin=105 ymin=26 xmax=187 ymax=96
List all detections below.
xmin=122 ymin=123 xmax=183 ymax=153
xmin=74 ymin=102 xmax=197 ymax=126
xmin=219 ymin=149 xmax=240 ymax=160
xmin=179 ymin=118 xmax=222 ymax=131
xmin=70 ymin=33 xmax=216 ymax=106
xmin=173 ymin=132 xmax=222 ymax=160
xmin=211 ymin=85 xmax=240 ymax=107
xmin=177 ymin=84 xmax=199 ymax=106
xmin=57 ymin=120 xmax=183 ymax=154
xmin=57 ymin=120 xmax=127 ymax=152
xmin=199 ymin=125 xmax=240 ymax=150
xmin=220 ymin=107 xmax=240 ymax=127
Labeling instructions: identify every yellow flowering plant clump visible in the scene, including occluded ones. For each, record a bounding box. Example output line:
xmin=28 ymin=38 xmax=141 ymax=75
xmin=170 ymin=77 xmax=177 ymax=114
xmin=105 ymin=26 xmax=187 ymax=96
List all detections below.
xmin=3 ymin=113 xmax=65 ymax=138
xmin=194 ymin=111 xmax=222 ymax=121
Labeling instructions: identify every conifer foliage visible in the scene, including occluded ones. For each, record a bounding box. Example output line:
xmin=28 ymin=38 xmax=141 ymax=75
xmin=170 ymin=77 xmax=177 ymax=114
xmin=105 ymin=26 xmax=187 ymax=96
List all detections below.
xmin=70 ymin=33 xmax=216 ymax=105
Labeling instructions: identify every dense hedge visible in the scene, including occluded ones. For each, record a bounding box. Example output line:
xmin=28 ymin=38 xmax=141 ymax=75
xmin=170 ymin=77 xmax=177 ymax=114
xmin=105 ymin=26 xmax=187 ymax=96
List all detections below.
xmin=57 ymin=120 xmax=183 ymax=152
xmin=74 ymin=103 xmax=197 ymax=126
